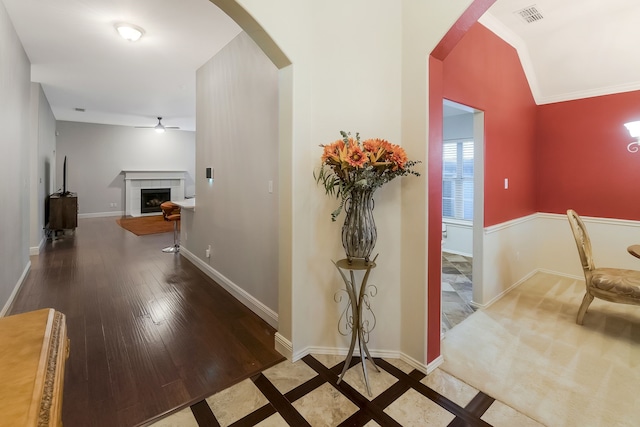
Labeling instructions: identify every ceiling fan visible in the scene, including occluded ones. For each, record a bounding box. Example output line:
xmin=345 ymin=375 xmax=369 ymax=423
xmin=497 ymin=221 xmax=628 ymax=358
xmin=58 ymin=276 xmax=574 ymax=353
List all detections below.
xmin=136 ymin=117 xmax=180 ymax=133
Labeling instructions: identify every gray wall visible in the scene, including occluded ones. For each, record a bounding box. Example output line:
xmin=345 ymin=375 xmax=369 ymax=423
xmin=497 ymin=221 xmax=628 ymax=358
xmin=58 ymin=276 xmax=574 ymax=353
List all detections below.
xmin=55 ymin=121 xmax=196 ymax=216
xmin=189 ymin=32 xmax=279 ymax=312
xmin=0 ymin=2 xmax=32 ymax=311
xmin=30 ymin=83 xmax=57 ymax=253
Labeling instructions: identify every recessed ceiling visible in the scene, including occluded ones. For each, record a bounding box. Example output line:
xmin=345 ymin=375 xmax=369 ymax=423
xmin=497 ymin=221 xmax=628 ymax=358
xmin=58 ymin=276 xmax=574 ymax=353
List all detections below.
xmin=479 ymin=0 xmax=640 ymax=104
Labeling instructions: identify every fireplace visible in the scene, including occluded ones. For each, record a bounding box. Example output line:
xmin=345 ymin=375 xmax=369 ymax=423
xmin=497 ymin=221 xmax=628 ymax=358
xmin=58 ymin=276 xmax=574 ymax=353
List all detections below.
xmin=140 ymin=188 xmax=170 ymax=214
xmin=123 ymin=171 xmax=185 ymax=217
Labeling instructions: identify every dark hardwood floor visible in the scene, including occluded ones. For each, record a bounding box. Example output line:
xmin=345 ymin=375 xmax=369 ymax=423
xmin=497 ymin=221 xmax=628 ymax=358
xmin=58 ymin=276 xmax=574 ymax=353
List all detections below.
xmin=9 ymin=217 xmax=284 ymax=427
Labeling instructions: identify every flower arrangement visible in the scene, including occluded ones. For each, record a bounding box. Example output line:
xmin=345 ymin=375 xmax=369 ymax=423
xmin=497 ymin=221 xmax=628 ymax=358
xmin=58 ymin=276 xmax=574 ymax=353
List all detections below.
xmin=315 ymin=131 xmax=421 ymax=221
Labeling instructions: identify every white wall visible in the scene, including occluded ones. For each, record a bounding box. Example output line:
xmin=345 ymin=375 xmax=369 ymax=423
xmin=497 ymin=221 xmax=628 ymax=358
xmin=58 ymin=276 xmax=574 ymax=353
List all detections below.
xmin=188 ymin=32 xmax=279 ymax=317
xmin=535 ymin=213 xmax=640 ymax=277
xmin=470 ymin=212 xmax=640 ymax=308
xmin=0 ymin=1 xmax=32 ymax=313
xmin=442 ymin=222 xmax=473 ymax=256
xmin=213 ymin=0 xmax=474 ymax=368
xmin=55 ymin=121 xmax=195 ymax=216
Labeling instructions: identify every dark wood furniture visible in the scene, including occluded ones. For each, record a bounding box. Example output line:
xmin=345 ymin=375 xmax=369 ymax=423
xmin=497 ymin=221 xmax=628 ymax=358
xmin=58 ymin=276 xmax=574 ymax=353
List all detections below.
xmin=0 ymin=308 xmax=69 ymax=427
xmin=47 ymin=193 xmax=77 ymax=231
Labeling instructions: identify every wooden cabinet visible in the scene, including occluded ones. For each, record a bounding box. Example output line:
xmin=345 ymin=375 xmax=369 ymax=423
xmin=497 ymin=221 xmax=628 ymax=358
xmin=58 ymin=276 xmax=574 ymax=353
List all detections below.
xmin=0 ymin=309 xmax=69 ymax=427
xmin=48 ymin=193 xmax=77 ymax=230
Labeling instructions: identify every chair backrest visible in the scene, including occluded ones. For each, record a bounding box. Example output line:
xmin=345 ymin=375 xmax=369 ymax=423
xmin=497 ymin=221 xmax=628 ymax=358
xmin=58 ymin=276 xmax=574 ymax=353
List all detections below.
xmin=160 ymin=201 xmax=180 ymax=220
xmin=566 ymin=209 xmax=595 ymax=272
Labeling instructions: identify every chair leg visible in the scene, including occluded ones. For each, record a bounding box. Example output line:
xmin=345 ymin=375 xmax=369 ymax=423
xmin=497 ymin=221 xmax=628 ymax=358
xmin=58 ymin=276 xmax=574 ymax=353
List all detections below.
xmin=576 ymin=292 xmax=594 ymax=325
xmin=162 ymin=220 xmax=180 ymax=253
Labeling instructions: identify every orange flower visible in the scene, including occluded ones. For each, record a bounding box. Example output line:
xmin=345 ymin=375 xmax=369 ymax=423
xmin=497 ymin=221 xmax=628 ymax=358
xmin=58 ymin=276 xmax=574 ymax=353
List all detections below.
xmin=387 ymin=144 xmax=408 ymax=170
xmin=346 ymin=146 xmax=367 ymax=168
xmin=363 ymin=138 xmax=387 ymax=162
xmin=321 ymin=140 xmax=345 ymax=163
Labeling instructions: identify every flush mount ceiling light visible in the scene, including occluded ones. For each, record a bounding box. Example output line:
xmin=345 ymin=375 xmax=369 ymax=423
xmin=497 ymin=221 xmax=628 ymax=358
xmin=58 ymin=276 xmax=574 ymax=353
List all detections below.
xmin=624 ymin=121 xmax=640 ymax=152
xmin=115 ymin=23 xmax=145 ymax=42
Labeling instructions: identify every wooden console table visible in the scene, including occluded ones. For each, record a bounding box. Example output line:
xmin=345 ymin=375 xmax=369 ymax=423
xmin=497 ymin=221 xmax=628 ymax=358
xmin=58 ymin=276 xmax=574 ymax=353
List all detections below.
xmin=48 ymin=193 xmax=78 ymax=231
xmin=0 ymin=309 xmax=70 ymax=427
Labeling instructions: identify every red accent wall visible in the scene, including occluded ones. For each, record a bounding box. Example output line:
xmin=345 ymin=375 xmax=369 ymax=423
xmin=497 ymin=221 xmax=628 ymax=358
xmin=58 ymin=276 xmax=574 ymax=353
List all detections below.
xmin=442 ymin=23 xmax=538 ymax=226
xmin=427 ymin=56 xmax=444 ymax=362
xmin=537 ymin=91 xmax=640 ymax=220
xmin=431 ymin=0 xmax=497 ymax=61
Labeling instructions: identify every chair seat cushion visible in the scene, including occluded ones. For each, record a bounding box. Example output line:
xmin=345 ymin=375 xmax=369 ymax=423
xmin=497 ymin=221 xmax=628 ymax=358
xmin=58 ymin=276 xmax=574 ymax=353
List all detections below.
xmin=591 ymin=268 xmax=640 ymax=299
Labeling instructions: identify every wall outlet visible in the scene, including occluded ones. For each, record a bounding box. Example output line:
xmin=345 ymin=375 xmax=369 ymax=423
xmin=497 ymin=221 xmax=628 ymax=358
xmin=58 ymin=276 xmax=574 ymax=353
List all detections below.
xmin=205 ymin=245 xmax=211 ymax=258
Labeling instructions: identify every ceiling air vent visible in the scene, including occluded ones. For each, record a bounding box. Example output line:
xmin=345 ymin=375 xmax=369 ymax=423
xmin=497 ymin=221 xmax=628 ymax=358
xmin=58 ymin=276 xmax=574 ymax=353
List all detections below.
xmin=516 ymin=5 xmax=544 ymax=23
xmin=74 ymin=108 xmax=85 ymax=112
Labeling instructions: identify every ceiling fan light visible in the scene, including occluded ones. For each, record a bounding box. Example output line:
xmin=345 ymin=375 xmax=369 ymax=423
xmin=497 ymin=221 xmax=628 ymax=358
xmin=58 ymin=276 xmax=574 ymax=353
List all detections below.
xmin=154 ymin=125 xmax=165 ymax=134
xmin=115 ymin=23 xmax=144 ymax=42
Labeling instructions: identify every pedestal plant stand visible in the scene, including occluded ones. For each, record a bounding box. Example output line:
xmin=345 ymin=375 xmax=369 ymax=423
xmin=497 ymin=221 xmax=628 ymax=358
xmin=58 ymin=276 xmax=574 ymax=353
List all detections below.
xmin=333 ymin=255 xmax=379 ymax=396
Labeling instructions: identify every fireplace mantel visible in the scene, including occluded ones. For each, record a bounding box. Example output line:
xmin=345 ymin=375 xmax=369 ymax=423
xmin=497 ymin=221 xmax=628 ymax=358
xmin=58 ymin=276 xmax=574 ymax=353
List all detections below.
xmin=123 ymin=170 xmax=185 ymax=217
xmin=123 ymin=170 xmax=186 ymax=181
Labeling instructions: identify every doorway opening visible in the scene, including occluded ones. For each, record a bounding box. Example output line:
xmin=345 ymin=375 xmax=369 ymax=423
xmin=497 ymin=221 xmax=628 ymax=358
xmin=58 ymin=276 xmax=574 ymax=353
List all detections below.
xmin=441 ymin=99 xmax=484 ymax=334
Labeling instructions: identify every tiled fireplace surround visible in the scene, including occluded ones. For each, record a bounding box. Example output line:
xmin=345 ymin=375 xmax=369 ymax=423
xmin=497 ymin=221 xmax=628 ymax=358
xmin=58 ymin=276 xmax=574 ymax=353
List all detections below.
xmin=123 ymin=170 xmax=185 ymax=217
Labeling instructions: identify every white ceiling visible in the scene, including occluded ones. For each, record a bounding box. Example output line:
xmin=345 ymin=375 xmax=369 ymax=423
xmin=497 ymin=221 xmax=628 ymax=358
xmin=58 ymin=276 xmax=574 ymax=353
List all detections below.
xmin=480 ymin=0 xmax=640 ymax=104
xmin=3 ymin=0 xmax=640 ymax=129
xmin=1 ymin=0 xmax=241 ymax=131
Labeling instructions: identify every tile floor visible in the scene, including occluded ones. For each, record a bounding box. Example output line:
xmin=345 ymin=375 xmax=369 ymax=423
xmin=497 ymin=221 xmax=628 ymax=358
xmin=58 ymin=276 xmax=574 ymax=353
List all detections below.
xmin=147 ymin=252 xmax=532 ymax=427
xmin=149 ymin=354 xmax=542 ymax=427
xmin=441 ymin=252 xmax=476 ymax=334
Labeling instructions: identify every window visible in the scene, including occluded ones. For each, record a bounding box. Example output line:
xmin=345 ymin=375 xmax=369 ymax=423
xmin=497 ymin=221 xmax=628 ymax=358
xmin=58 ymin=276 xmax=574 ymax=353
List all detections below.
xmin=443 ymin=140 xmax=473 ymax=221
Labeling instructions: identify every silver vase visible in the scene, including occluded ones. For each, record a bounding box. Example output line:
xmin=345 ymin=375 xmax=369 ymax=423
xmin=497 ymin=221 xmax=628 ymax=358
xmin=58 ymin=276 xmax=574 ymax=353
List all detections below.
xmin=341 ymin=188 xmax=377 ymax=263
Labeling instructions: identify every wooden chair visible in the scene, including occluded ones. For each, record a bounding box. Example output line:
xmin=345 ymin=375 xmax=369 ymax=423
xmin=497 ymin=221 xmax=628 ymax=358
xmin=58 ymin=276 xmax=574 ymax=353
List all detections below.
xmin=160 ymin=201 xmax=181 ymax=253
xmin=566 ymin=209 xmax=640 ymax=324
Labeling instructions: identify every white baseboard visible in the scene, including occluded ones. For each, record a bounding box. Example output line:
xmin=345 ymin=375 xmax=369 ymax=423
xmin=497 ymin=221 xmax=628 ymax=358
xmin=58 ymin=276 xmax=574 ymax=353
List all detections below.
xmin=179 ymin=247 xmax=278 ymax=329
xmin=470 ymin=268 xmax=539 ymax=310
xmin=426 ymin=355 xmax=444 ymax=374
xmin=78 ymin=211 xmax=124 ymax=219
xmin=1 ymin=261 xmax=31 ymax=317
xmin=29 ymin=236 xmax=46 ymax=256
xmin=399 ymin=352 xmax=429 ymax=374
xmin=291 ymin=345 xmax=432 ymax=375
xmin=441 ymin=249 xmax=472 ymax=257
xmin=275 ymin=333 xmax=292 ymax=360
xmin=470 ymin=268 xmax=583 ymax=311
xmin=300 ymin=346 xmax=403 ymax=362
xmin=536 ymin=268 xmax=583 ymax=281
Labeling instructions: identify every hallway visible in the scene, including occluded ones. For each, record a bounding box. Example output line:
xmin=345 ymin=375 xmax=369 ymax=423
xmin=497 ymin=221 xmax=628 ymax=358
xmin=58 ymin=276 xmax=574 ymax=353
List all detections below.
xmin=9 ymin=217 xmax=284 ymax=427
xmin=9 ymin=217 xmax=540 ymax=426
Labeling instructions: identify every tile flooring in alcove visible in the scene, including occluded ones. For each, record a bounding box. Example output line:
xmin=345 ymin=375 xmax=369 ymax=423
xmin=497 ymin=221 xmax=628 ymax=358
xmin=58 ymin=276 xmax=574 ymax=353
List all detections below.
xmin=441 ymin=252 xmax=476 ymax=334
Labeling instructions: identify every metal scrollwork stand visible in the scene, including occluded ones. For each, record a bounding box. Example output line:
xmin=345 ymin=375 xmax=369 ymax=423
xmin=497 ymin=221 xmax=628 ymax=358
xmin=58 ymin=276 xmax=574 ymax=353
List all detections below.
xmin=333 ymin=254 xmax=380 ymax=396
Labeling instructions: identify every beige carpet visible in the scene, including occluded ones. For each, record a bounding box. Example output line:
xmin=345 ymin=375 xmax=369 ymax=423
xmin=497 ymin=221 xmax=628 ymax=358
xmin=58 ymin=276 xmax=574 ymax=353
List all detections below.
xmin=441 ymin=272 xmax=640 ymax=427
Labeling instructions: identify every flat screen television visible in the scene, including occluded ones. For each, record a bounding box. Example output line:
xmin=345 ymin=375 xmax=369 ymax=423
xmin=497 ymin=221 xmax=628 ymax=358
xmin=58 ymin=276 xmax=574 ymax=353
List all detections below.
xmin=60 ymin=155 xmax=70 ymax=196
xmin=63 ymin=155 xmax=67 ymax=194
